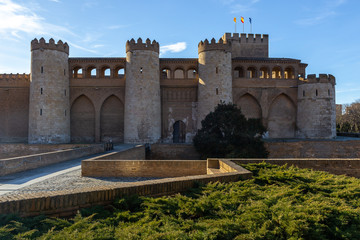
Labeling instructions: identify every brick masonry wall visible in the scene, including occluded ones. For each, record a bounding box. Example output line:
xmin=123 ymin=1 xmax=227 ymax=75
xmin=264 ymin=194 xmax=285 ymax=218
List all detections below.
xmin=0 ymin=144 xmax=104 ymax=176
xmin=0 ymin=144 xmax=92 ymax=159
xmin=98 ymin=145 xmax=145 ymax=160
xmin=150 ymin=144 xmax=200 ymax=160
xmin=265 ymin=139 xmax=360 ymax=158
xmin=232 ymin=159 xmax=360 ymax=178
xmin=0 ymin=161 xmax=252 ymax=217
xmin=82 ymin=160 xmax=207 ymax=178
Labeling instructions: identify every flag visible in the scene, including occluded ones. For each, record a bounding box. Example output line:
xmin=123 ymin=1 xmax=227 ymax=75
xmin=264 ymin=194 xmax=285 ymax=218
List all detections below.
xmin=234 ymin=17 xmax=236 ymax=23
xmin=241 ymin=17 xmax=244 ymax=23
xmin=249 ymin=17 xmax=252 ymax=24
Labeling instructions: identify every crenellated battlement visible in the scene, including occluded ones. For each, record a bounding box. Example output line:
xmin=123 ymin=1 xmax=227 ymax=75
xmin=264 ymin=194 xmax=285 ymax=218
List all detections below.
xmin=222 ymin=33 xmax=268 ymax=44
xmin=126 ymin=38 xmax=159 ymax=53
xmin=198 ymin=38 xmax=231 ymax=54
xmin=0 ymin=73 xmax=30 ymax=82
xmin=31 ymin=38 xmax=69 ymax=54
xmin=305 ymin=74 xmax=336 ymax=85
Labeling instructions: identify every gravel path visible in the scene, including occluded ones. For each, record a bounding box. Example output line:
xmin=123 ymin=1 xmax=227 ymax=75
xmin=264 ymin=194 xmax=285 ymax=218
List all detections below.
xmin=1 ymin=168 xmax=158 ymax=197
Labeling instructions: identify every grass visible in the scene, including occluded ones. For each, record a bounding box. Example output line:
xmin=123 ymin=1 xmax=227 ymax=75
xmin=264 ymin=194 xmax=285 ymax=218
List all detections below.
xmin=1 ymin=162 xmax=360 ymax=239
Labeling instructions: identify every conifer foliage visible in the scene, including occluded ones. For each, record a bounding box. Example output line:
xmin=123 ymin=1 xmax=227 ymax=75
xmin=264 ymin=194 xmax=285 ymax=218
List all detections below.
xmin=193 ymin=102 xmax=268 ymax=159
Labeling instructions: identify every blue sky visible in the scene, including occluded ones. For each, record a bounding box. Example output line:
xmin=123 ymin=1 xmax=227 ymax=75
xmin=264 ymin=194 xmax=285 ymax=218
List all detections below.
xmin=0 ymin=0 xmax=359 ymax=104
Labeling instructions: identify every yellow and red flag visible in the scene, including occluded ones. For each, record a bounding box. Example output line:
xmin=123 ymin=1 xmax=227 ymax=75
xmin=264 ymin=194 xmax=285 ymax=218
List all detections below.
xmin=234 ymin=17 xmax=236 ymax=23
xmin=241 ymin=17 xmax=244 ymax=23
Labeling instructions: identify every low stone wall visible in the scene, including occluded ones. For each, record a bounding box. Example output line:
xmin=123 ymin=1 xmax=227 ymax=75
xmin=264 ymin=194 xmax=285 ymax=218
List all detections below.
xmin=0 ymin=145 xmax=104 ymax=176
xmin=265 ymin=139 xmax=360 ymax=158
xmin=0 ymin=160 xmax=252 ymax=217
xmin=98 ymin=145 xmax=145 ymax=160
xmin=150 ymin=144 xmax=200 ymax=160
xmin=0 ymin=144 xmax=91 ymax=159
xmin=231 ymin=158 xmax=360 ymax=178
xmin=82 ymin=160 xmax=207 ymax=178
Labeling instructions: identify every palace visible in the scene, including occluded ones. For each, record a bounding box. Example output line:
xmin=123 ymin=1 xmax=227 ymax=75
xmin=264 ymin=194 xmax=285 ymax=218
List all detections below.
xmin=0 ymin=33 xmax=336 ymax=144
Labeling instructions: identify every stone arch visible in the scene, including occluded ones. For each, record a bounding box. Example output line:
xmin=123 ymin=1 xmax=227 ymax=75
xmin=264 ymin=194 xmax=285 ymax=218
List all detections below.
xmin=236 ymin=93 xmax=262 ymax=119
xmin=70 ymin=95 xmax=95 ymax=143
xmin=100 ymin=95 xmax=124 ymax=142
xmin=268 ymin=93 xmax=296 ymax=138
xmin=115 ymin=66 xmax=125 ymax=78
xmin=86 ymin=65 xmax=97 ymax=78
xmin=234 ymin=66 xmax=244 ymax=78
xmin=173 ymin=120 xmax=186 ymax=143
xmin=272 ymin=66 xmax=282 ymax=79
xmin=174 ymin=68 xmax=185 ymax=79
xmin=186 ymin=68 xmax=197 ymax=78
xmin=100 ymin=65 xmax=111 ymax=78
xmin=161 ymin=67 xmax=171 ymax=79
xmin=284 ymin=66 xmax=295 ymax=79
xmin=260 ymin=66 xmax=270 ymax=79
xmin=72 ymin=66 xmax=83 ymax=78
xmin=247 ymin=66 xmax=257 ymax=78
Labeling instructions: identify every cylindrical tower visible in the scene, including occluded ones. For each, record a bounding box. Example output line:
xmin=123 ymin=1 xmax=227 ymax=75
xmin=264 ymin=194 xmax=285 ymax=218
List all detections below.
xmin=197 ymin=38 xmax=232 ymax=129
xmin=296 ymin=74 xmax=336 ymax=139
xmin=28 ymin=38 xmax=70 ymax=144
xmin=124 ymin=38 xmax=161 ymax=143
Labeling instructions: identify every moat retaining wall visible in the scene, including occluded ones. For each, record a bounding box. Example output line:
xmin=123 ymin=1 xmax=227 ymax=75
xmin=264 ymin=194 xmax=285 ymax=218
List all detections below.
xmin=98 ymin=145 xmax=145 ymax=160
xmin=150 ymin=144 xmax=200 ymax=160
xmin=265 ymin=139 xmax=360 ymax=158
xmin=0 ymin=144 xmax=104 ymax=176
xmin=82 ymin=160 xmax=207 ymax=178
xmin=231 ymin=159 xmax=360 ymax=178
xmin=0 ymin=160 xmax=252 ymax=217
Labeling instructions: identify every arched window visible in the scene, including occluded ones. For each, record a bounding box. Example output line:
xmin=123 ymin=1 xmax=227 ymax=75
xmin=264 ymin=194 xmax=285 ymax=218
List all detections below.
xmin=260 ymin=67 xmax=270 ymax=79
xmin=161 ymin=68 xmax=171 ymax=79
xmin=234 ymin=67 xmax=244 ymax=78
xmin=115 ymin=67 xmax=125 ymax=78
xmin=174 ymin=69 xmax=184 ymax=79
xmin=187 ymin=69 xmax=197 ymax=78
xmin=72 ymin=67 xmax=83 ymax=79
xmin=100 ymin=66 xmax=111 ymax=78
xmin=247 ymin=67 xmax=257 ymax=78
xmin=284 ymin=66 xmax=294 ymax=79
xmin=272 ymin=66 xmax=282 ymax=79
xmin=86 ymin=66 xmax=97 ymax=78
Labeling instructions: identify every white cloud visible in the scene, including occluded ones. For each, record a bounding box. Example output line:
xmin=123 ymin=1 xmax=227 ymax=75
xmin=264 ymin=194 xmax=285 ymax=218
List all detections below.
xmin=0 ymin=0 xmax=73 ymax=39
xmin=295 ymin=0 xmax=347 ymax=26
xmin=296 ymin=11 xmax=336 ymax=26
xmin=67 ymin=41 xmax=98 ymax=54
xmin=49 ymin=0 xmax=60 ymax=3
xmin=223 ymin=0 xmax=260 ymax=13
xmin=160 ymin=42 xmax=187 ymax=55
xmin=107 ymin=25 xmax=129 ymax=30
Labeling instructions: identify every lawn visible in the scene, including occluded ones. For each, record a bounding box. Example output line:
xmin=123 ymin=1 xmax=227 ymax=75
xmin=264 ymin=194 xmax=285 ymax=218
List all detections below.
xmin=1 ymin=162 xmax=360 ymax=239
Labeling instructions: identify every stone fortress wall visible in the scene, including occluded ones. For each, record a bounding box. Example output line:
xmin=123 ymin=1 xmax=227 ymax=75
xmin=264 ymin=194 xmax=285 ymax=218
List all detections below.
xmin=0 ymin=33 xmax=336 ymax=144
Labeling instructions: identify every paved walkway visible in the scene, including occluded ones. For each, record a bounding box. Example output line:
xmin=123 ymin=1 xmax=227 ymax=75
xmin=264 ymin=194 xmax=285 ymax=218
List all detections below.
xmin=0 ymin=144 xmax=137 ymax=196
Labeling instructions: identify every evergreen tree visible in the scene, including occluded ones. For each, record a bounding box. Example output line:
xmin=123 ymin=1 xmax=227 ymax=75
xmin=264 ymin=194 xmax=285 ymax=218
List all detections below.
xmin=193 ymin=102 xmax=268 ymax=159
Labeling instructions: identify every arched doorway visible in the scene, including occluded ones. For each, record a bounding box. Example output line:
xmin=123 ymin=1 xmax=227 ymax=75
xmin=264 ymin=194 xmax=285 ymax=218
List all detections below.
xmin=268 ymin=94 xmax=296 ymax=138
xmin=100 ymin=95 xmax=124 ymax=142
xmin=70 ymin=95 xmax=95 ymax=143
xmin=173 ymin=120 xmax=186 ymax=143
xmin=236 ymin=93 xmax=262 ymax=119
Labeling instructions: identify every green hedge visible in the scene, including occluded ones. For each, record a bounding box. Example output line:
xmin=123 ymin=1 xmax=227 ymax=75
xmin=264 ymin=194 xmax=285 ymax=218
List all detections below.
xmin=1 ymin=163 xmax=360 ymax=239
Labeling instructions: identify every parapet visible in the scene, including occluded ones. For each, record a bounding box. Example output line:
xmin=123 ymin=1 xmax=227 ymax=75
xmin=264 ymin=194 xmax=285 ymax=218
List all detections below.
xmin=0 ymin=73 xmax=30 ymax=82
xmin=126 ymin=38 xmax=159 ymax=53
xmin=198 ymin=38 xmax=231 ymax=54
xmin=31 ymin=38 xmax=69 ymax=54
xmin=304 ymin=74 xmax=336 ymax=85
xmin=222 ymin=33 xmax=268 ymax=44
